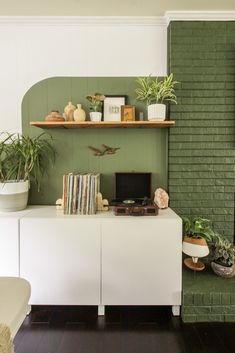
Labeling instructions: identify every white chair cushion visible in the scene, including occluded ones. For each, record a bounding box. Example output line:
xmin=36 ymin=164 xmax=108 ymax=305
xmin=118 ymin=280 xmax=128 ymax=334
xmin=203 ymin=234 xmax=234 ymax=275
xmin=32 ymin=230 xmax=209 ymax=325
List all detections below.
xmin=0 ymin=277 xmax=31 ymax=337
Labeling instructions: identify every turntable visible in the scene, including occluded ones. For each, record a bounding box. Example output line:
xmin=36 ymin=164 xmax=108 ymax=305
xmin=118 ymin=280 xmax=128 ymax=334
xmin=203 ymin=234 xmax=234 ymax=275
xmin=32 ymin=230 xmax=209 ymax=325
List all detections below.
xmin=111 ymin=172 xmax=158 ymax=216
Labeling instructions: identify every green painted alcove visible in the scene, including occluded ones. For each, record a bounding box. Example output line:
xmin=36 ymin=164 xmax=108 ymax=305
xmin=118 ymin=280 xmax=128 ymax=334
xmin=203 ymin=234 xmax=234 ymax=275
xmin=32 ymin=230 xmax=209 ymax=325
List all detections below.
xmin=22 ymin=77 xmax=169 ymax=205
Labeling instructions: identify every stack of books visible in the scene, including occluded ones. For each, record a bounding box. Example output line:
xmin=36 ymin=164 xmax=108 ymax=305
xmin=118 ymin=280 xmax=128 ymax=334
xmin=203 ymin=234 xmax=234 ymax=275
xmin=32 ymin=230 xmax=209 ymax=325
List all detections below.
xmin=63 ymin=173 xmax=100 ymax=215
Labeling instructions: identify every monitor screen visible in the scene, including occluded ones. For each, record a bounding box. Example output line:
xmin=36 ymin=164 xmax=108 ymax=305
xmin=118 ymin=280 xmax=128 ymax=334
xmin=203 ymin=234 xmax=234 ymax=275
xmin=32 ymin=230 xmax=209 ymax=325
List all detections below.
xmin=115 ymin=172 xmax=151 ymax=200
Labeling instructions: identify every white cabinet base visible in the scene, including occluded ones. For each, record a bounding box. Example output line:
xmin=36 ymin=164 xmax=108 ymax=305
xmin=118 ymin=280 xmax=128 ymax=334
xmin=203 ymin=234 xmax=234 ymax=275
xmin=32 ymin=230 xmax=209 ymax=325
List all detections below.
xmin=98 ymin=305 xmax=105 ymax=316
xmin=172 ymin=305 xmax=180 ymax=316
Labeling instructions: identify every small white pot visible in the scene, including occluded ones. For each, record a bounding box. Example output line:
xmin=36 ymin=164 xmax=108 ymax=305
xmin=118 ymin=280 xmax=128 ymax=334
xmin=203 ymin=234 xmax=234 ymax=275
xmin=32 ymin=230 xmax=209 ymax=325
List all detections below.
xmin=0 ymin=180 xmax=29 ymax=212
xmin=147 ymin=103 xmax=166 ymax=121
xmin=90 ymin=112 xmax=102 ymax=122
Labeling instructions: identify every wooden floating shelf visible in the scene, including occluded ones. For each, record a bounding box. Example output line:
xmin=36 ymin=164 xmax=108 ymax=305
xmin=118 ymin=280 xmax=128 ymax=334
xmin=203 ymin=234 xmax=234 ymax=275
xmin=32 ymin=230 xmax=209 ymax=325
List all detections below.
xmin=30 ymin=120 xmax=175 ymax=129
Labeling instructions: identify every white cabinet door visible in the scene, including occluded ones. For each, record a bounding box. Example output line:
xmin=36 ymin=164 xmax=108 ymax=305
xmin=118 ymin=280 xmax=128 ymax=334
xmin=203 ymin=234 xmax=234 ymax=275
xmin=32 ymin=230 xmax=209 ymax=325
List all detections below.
xmin=20 ymin=218 xmax=101 ymax=305
xmin=0 ymin=218 xmax=19 ymax=276
xmin=102 ymin=217 xmax=182 ymax=305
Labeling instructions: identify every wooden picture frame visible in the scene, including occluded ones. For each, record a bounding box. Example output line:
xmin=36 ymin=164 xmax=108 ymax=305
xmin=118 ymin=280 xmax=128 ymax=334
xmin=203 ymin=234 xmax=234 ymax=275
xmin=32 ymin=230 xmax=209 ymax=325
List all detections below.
xmin=103 ymin=95 xmax=127 ymax=122
xmin=121 ymin=105 xmax=135 ymax=121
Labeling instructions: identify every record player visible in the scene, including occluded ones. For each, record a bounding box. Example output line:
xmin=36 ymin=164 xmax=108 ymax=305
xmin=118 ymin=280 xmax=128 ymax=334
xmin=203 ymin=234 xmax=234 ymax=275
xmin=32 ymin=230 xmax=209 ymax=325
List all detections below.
xmin=111 ymin=172 xmax=158 ymax=216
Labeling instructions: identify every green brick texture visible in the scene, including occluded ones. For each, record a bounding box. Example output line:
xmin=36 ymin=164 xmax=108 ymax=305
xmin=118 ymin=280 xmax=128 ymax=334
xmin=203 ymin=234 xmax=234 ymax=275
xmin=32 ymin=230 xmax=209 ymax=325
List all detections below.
xmin=182 ymin=266 xmax=235 ymax=323
xmin=168 ymin=21 xmax=235 ymax=241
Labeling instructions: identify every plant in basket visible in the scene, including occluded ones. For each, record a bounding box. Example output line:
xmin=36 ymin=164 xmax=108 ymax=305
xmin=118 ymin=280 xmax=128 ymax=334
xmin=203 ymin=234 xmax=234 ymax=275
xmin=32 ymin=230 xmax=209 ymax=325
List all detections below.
xmin=0 ymin=132 xmax=55 ymax=212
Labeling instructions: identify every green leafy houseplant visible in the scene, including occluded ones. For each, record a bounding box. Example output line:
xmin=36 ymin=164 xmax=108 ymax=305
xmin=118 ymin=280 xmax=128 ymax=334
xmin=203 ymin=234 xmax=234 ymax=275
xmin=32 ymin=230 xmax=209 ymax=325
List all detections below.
xmin=135 ymin=73 xmax=178 ymax=106
xmin=86 ymin=93 xmax=106 ymax=112
xmin=182 ymin=216 xmax=215 ymax=242
xmin=212 ymin=235 xmax=235 ymax=267
xmin=182 ymin=216 xmax=215 ymax=271
xmin=0 ymin=132 xmax=55 ymax=190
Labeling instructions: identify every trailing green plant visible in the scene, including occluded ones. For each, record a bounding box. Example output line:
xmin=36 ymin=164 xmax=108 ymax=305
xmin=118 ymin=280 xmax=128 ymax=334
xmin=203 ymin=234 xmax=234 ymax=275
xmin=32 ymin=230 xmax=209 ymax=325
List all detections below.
xmin=211 ymin=234 xmax=235 ymax=267
xmin=135 ymin=73 xmax=178 ymax=106
xmin=0 ymin=132 xmax=55 ymax=189
xmin=86 ymin=93 xmax=106 ymax=112
xmin=182 ymin=216 xmax=215 ymax=242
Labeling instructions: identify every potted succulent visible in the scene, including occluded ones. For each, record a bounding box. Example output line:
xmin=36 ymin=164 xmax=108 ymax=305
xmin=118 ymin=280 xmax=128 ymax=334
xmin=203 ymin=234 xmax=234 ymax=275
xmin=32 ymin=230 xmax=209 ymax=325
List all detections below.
xmin=182 ymin=217 xmax=215 ymax=271
xmin=0 ymin=132 xmax=55 ymax=212
xmin=86 ymin=93 xmax=106 ymax=122
xmin=211 ymin=234 xmax=235 ymax=278
xmin=135 ymin=73 xmax=178 ymax=121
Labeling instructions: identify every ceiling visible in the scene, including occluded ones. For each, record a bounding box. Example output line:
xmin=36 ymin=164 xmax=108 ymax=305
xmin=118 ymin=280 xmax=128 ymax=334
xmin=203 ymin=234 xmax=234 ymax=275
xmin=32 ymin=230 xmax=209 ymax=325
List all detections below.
xmin=0 ymin=0 xmax=235 ymax=16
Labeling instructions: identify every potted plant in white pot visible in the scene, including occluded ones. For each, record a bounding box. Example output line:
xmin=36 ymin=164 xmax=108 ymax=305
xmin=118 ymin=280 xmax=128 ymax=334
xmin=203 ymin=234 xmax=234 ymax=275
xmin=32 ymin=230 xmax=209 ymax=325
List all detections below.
xmin=86 ymin=93 xmax=106 ymax=122
xmin=0 ymin=132 xmax=55 ymax=212
xmin=182 ymin=217 xmax=215 ymax=271
xmin=211 ymin=234 xmax=235 ymax=278
xmin=135 ymin=74 xmax=178 ymax=121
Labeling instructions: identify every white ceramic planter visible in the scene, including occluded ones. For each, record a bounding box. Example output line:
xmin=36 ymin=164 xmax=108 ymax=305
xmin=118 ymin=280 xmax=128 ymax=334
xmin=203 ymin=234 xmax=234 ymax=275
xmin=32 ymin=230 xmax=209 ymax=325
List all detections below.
xmin=0 ymin=180 xmax=29 ymax=212
xmin=90 ymin=112 xmax=102 ymax=122
xmin=182 ymin=236 xmax=209 ymax=257
xmin=147 ymin=103 xmax=166 ymax=121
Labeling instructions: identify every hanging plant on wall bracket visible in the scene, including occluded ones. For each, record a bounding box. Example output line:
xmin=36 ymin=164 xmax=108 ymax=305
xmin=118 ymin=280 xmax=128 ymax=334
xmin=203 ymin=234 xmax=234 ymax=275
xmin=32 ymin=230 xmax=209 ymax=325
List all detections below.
xmin=88 ymin=144 xmax=120 ymax=156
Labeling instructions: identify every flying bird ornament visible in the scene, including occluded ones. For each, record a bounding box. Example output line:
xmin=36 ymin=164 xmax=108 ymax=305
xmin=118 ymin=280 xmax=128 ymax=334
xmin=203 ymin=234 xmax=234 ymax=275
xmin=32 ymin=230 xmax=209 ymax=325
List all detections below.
xmin=88 ymin=144 xmax=120 ymax=156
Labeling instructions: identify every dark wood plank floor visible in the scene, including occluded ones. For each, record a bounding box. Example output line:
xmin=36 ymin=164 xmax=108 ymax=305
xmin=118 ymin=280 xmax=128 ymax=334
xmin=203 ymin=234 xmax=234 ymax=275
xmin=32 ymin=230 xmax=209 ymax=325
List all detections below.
xmin=14 ymin=306 xmax=235 ymax=353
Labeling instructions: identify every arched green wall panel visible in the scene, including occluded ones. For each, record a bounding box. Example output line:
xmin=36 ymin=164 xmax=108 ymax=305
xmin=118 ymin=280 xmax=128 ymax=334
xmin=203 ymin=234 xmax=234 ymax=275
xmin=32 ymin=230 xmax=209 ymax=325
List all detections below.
xmin=22 ymin=77 xmax=168 ymax=204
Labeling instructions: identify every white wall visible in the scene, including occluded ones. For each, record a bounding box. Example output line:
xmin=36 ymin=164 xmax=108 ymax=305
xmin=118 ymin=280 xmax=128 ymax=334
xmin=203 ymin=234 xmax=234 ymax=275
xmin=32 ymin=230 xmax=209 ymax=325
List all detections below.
xmin=0 ymin=17 xmax=167 ymax=133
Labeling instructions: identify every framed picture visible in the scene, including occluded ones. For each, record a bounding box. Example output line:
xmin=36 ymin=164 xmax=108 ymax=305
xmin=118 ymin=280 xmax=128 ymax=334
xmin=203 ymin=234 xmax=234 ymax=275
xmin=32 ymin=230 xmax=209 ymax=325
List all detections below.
xmin=121 ymin=105 xmax=135 ymax=121
xmin=103 ymin=95 xmax=127 ymax=122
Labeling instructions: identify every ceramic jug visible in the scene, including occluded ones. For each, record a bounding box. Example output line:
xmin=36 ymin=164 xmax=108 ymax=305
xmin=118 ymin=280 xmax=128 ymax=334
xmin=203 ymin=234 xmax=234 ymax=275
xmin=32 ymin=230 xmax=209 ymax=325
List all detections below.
xmin=73 ymin=104 xmax=86 ymax=122
xmin=64 ymin=101 xmax=76 ymax=121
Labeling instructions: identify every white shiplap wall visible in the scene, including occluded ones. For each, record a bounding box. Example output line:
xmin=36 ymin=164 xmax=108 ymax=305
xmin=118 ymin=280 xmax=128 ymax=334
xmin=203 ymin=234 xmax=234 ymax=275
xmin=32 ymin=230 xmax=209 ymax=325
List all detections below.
xmin=0 ymin=17 xmax=167 ymax=132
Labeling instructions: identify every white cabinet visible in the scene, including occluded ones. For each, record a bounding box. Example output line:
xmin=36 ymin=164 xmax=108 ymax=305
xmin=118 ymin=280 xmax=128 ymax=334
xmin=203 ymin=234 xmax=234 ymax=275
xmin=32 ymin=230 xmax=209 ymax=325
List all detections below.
xmin=102 ymin=215 xmax=182 ymax=306
xmin=11 ymin=206 xmax=182 ymax=313
xmin=20 ymin=216 xmax=100 ymax=305
xmin=0 ymin=218 xmax=19 ymax=276
xmin=0 ymin=209 xmax=32 ymax=276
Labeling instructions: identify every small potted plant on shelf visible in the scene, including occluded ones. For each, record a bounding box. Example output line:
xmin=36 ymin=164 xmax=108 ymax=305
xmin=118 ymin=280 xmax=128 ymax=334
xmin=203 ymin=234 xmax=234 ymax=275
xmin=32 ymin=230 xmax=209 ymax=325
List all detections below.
xmin=135 ymin=73 xmax=178 ymax=121
xmin=86 ymin=93 xmax=106 ymax=122
xmin=182 ymin=216 xmax=215 ymax=271
xmin=211 ymin=234 xmax=235 ymax=278
xmin=0 ymin=132 xmax=55 ymax=212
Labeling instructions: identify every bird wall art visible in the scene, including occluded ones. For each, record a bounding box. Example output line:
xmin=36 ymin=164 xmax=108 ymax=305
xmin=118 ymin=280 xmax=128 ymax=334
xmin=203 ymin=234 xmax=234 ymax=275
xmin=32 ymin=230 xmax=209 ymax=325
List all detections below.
xmin=88 ymin=144 xmax=120 ymax=156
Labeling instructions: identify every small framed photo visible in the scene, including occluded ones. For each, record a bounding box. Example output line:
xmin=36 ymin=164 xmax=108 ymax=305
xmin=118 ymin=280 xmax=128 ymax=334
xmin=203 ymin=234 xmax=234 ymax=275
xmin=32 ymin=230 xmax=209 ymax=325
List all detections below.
xmin=121 ymin=105 xmax=136 ymax=121
xmin=103 ymin=95 xmax=127 ymax=122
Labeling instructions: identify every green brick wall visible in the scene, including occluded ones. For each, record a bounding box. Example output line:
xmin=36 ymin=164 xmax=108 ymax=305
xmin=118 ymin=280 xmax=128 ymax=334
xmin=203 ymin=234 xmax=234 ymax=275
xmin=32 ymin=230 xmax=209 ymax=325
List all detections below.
xmin=168 ymin=21 xmax=235 ymax=241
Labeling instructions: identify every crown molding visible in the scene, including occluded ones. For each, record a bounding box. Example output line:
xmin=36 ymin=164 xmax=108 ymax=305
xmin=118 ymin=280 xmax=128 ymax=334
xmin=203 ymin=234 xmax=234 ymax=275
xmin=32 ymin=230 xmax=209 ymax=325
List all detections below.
xmin=0 ymin=13 xmax=235 ymax=27
xmin=0 ymin=16 xmax=167 ymax=27
xmin=165 ymin=11 xmax=235 ymax=24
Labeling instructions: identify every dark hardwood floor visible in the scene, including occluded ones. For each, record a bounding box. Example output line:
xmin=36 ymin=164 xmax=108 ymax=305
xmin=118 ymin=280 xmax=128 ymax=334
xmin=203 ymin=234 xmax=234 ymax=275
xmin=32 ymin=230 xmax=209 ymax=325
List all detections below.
xmin=14 ymin=306 xmax=235 ymax=353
